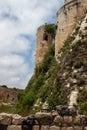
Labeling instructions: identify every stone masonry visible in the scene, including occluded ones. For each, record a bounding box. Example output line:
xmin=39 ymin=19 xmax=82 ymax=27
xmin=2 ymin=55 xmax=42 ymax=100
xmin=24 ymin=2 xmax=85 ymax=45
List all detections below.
xmin=35 ymin=25 xmax=53 ymax=66
xmin=1 ymin=112 xmax=87 ymax=130
xmin=55 ymin=0 xmax=87 ymax=60
xmin=35 ymin=0 xmax=87 ymax=65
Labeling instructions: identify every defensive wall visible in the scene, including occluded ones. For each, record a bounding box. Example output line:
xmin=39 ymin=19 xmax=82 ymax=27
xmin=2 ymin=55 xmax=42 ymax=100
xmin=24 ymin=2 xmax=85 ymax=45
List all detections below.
xmin=35 ymin=0 xmax=87 ymax=65
xmin=55 ymin=0 xmax=87 ymax=60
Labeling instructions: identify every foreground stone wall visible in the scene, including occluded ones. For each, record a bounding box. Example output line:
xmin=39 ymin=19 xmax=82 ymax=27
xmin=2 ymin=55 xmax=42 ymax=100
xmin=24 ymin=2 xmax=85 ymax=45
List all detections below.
xmin=55 ymin=0 xmax=87 ymax=60
xmin=1 ymin=112 xmax=87 ymax=130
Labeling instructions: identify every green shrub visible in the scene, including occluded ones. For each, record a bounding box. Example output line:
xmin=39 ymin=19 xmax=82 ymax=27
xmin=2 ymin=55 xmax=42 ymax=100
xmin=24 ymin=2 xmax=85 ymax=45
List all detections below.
xmin=45 ymin=24 xmax=55 ymax=34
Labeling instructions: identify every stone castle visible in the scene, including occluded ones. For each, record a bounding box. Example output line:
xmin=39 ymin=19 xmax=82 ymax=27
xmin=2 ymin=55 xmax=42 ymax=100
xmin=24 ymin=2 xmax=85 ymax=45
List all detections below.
xmin=35 ymin=0 xmax=87 ymax=66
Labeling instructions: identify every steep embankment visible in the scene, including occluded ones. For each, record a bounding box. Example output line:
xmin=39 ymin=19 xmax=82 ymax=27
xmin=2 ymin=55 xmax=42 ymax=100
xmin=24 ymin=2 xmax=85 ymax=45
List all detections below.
xmin=17 ymin=13 xmax=87 ymax=116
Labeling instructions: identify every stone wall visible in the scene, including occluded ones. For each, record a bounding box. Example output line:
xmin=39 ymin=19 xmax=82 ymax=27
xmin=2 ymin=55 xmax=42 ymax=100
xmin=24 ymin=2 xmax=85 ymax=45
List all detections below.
xmin=55 ymin=0 xmax=87 ymax=60
xmin=0 ymin=86 xmax=22 ymax=105
xmin=35 ymin=0 xmax=87 ymax=65
xmin=1 ymin=112 xmax=87 ymax=130
xmin=35 ymin=25 xmax=53 ymax=66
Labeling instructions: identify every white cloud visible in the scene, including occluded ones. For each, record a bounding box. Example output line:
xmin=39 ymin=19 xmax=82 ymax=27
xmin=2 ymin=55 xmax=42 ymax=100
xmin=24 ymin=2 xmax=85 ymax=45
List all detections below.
xmin=0 ymin=0 xmax=64 ymax=89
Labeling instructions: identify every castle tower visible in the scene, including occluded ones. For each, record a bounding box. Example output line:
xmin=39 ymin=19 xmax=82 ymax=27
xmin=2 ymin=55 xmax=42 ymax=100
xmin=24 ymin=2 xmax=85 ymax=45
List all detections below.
xmin=55 ymin=0 xmax=87 ymax=60
xmin=35 ymin=25 xmax=54 ymax=66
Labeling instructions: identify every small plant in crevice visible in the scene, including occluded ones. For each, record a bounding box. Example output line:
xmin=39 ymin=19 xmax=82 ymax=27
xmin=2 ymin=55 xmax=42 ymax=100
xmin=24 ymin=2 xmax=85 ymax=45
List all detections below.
xmin=77 ymin=89 xmax=87 ymax=115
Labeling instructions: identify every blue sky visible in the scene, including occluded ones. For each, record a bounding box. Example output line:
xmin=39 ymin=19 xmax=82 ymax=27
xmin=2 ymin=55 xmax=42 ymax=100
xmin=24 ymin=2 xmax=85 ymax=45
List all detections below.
xmin=0 ymin=0 xmax=64 ymax=89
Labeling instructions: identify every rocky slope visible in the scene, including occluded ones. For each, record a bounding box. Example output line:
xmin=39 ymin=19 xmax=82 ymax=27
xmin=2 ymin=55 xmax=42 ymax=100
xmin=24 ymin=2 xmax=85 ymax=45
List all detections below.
xmin=17 ymin=13 xmax=87 ymax=116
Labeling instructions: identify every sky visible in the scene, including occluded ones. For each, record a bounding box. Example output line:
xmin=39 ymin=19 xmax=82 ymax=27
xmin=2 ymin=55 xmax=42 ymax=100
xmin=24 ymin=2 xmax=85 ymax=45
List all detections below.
xmin=0 ymin=0 xmax=64 ymax=89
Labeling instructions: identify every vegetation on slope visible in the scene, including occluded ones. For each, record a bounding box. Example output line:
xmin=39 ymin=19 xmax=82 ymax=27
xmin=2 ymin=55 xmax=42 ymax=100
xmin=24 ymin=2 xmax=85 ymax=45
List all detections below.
xmin=17 ymin=44 xmax=66 ymax=115
xmin=17 ymin=14 xmax=87 ymax=116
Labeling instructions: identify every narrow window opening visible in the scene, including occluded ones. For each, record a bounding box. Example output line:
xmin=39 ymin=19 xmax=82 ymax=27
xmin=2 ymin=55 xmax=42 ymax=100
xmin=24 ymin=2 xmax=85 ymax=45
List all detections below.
xmin=43 ymin=34 xmax=48 ymax=41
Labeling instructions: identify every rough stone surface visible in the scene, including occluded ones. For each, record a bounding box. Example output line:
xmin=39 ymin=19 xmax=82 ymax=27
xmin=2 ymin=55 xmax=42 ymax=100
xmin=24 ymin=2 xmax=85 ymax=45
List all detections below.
xmin=7 ymin=125 xmax=21 ymax=130
xmin=54 ymin=116 xmax=63 ymax=126
xmin=41 ymin=125 xmax=50 ymax=130
xmin=73 ymin=126 xmax=83 ymax=130
xmin=63 ymin=116 xmax=72 ymax=126
xmin=0 ymin=113 xmax=12 ymax=125
xmin=33 ymin=125 xmax=40 ymax=130
xmin=73 ymin=116 xmax=81 ymax=125
xmin=84 ymin=127 xmax=87 ymax=130
xmin=50 ymin=126 xmax=60 ymax=130
xmin=0 ymin=85 xmax=22 ymax=105
xmin=35 ymin=112 xmax=53 ymax=125
xmin=55 ymin=0 xmax=87 ymax=60
xmin=12 ymin=114 xmax=24 ymax=125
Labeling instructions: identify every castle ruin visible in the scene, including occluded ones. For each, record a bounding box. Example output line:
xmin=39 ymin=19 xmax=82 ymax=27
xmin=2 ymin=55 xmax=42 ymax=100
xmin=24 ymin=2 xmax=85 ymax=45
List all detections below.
xmin=36 ymin=0 xmax=87 ymax=66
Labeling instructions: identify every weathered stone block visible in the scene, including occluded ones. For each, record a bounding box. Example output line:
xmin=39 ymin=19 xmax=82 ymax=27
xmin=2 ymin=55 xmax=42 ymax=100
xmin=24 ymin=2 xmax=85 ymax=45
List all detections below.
xmin=61 ymin=127 xmax=73 ymax=130
xmin=73 ymin=116 xmax=81 ymax=125
xmin=63 ymin=116 xmax=72 ymax=126
xmin=35 ymin=112 xmax=53 ymax=125
xmin=67 ymin=127 xmax=73 ymax=130
xmin=73 ymin=126 xmax=82 ymax=130
xmin=54 ymin=116 xmax=63 ymax=126
xmin=33 ymin=125 xmax=40 ymax=130
xmin=50 ymin=125 xmax=60 ymax=130
xmin=7 ymin=125 xmax=21 ymax=130
xmin=0 ymin=113 xmax=12 ymax=125
xmin=12 ymin=114 xmax=24 ymax=125
xmin=61 ymin=127 xmax=67 ymax=130
xmin=41 ymin=125 xmax=50 ymax=130
xmin=80 ymin=115 xmax=87 ymax=126
xmin=84 ymin=127 xmax=87 ymax=130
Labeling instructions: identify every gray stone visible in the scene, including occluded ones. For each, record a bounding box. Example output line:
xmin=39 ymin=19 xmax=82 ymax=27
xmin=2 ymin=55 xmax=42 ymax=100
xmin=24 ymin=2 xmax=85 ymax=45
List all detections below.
xmin=35 ymin=112 xmax=53 ymax=125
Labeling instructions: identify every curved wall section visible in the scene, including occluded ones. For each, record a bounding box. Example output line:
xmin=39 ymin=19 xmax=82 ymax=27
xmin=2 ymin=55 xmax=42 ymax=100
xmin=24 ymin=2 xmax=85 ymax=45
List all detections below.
xmin=55 ymin=0 xmax=87 ymax=60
